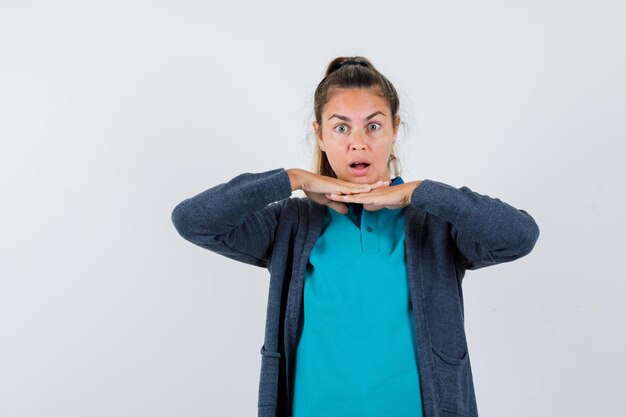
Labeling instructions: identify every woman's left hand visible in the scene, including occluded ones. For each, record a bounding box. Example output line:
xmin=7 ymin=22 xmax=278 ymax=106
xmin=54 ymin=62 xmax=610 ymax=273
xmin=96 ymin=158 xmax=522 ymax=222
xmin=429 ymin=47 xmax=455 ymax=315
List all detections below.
xmin=325 ymin=180 xmax=423 ymax=211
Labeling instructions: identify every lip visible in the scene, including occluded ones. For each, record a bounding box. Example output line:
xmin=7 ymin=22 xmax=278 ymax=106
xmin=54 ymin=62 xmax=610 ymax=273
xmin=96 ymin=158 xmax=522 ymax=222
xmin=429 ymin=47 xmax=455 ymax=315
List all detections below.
xmin=349 ymin=164 xmax=370 ymax=176
xmin=349 ymin=159 xmax=371 ymax=165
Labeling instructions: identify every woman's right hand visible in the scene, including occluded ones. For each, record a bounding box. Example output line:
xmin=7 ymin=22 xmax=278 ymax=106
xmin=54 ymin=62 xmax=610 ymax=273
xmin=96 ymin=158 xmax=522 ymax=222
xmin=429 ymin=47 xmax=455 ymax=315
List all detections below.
xmin=286 ymin=168 xmax=388 ymax=214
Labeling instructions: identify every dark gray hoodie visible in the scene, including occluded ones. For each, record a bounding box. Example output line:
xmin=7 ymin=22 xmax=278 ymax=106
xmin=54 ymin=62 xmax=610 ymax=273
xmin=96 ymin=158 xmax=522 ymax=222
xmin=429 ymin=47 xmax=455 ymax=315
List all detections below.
xmin=171 ymin=167 xmax=540 ymax=417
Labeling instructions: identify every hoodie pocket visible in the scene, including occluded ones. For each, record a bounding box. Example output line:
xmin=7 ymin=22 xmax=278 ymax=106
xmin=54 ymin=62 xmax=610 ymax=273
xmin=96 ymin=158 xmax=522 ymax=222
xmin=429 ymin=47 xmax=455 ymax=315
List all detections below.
xmin=431 ymin=346 xmax=470 ymax=415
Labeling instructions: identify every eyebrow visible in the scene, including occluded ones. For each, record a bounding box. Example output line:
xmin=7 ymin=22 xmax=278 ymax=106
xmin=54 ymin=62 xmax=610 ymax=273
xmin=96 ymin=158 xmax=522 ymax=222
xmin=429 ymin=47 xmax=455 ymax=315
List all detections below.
xmin=328 ymin=111 xmax=385 ymax=122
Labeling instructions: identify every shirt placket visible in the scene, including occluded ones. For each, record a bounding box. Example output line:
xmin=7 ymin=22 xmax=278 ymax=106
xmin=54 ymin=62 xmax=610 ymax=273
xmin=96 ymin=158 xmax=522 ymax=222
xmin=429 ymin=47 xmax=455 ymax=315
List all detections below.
xmin=360 ymin=209 xmax=380 ymax=254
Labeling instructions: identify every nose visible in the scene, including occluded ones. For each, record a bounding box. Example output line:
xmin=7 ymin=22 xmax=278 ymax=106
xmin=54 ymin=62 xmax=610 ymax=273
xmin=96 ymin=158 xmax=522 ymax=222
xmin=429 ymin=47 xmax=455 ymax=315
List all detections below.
xmin=350 ymin=131 xmax=366 ymax=150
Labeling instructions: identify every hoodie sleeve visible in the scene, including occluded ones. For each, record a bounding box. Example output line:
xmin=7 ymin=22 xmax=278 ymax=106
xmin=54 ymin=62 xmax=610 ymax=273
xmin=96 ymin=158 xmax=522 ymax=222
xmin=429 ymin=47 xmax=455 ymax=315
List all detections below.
xmin=170 ymin=168 xmax=293 ymax=269
xmin=409 ymin=179 xmax=540 ymax=271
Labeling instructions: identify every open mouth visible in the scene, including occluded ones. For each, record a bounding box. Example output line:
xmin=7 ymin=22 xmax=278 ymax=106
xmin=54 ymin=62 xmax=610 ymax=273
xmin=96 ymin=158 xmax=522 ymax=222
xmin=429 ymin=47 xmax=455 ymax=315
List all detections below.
xmin=349 ymin=162 xmax=370 ymax=169
xmin=349 ymin=162 xmax=370 ymax=175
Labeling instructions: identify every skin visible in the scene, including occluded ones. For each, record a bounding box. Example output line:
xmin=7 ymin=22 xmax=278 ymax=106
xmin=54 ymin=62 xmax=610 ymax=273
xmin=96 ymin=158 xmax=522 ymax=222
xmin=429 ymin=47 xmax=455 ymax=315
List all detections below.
xmin=288 ymin=87 xmax=423 ymax=213
xmin=313 ymin=87 xmax=398 ymax=185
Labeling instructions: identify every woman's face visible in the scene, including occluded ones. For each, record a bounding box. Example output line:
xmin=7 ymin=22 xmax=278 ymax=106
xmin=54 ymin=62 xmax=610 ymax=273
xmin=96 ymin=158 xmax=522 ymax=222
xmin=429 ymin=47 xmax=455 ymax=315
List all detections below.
xmin=313 ymin=87 xmax=399 ymax=184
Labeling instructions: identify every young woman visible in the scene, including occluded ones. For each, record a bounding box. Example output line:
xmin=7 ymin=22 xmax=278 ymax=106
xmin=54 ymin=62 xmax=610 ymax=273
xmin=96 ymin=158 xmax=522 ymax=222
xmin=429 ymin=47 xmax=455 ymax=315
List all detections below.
xmin=171 ymin=56 xmax=540 ymax=417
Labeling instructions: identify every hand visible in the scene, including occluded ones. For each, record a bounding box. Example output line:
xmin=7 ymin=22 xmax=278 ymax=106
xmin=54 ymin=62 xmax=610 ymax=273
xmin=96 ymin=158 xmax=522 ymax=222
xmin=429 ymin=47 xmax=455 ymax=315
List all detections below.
xmin=287 ymin=169 xmax=390 ymax=214
xmin=325 ymin=180 xmax=423 ymax=211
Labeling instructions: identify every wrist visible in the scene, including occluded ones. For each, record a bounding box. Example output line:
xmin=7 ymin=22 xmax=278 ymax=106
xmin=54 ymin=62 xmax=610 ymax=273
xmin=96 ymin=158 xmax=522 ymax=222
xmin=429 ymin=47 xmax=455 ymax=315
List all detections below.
xmin=286 ymin=168 xmax=304 ymax=192
xmin=405 ymin=180 xmax=422 ymax=206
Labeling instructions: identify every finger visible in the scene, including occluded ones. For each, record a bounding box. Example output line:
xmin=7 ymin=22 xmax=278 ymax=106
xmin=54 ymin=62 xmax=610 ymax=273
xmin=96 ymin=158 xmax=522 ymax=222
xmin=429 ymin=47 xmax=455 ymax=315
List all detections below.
xmin=369 ymin=181 xmax=390 ymax=190
xmin=326 ymin=192 xmax=371 ymax=204
xmin=335 ymin=183 xmax=374 ymax=195
xmin=331 ymin=177 xmax=390 ymax=194
xmin=363 ymin=203 xmax=385 ymax=211
xmin=326 ymin=200 xmax=348 ymax=214
xmin=333 ymin=178 xmax=386 ymax=192
xmin=306 ymin=175 xmax=372 ymax=195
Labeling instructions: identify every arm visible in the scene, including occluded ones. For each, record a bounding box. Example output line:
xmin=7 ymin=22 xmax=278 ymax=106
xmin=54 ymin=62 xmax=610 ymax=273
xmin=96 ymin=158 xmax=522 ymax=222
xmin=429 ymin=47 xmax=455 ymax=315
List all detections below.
xmin=170 ymin=168 xmax=296 ymax=269
xmin=410 ymin=179 xmax=540 ymax=270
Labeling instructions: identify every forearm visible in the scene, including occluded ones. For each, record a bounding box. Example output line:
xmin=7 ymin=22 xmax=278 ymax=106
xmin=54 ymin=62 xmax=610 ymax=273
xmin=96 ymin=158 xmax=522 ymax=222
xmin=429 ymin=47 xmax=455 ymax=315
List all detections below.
xmin=410 ymin=179 xmax=540 ymax=253
xmin=171 ymin=168 xmax=293 ymax=238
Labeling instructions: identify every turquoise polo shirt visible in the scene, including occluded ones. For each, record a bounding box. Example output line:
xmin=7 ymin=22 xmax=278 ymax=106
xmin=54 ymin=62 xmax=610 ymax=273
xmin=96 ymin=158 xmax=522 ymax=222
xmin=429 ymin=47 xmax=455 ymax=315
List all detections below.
xmin=292 ymin=177 xmax=424 ymax=417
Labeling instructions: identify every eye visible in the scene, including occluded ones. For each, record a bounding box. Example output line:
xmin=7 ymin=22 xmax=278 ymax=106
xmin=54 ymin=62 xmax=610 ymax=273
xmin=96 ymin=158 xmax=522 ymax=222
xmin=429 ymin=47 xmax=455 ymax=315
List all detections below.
xmin=368 ymin=123 xmax=381 ymax=131
xmin=334 ymin=124 xmax=348 ymax=133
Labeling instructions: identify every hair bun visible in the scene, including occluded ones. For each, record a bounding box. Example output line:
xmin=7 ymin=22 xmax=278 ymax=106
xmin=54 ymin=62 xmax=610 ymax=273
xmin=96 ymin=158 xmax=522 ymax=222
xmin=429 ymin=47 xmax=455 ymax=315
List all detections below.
xmin=338 ymin=60 xmax=368 ymax=68
xmin=331 ymin=59 xmax=369 ymax=73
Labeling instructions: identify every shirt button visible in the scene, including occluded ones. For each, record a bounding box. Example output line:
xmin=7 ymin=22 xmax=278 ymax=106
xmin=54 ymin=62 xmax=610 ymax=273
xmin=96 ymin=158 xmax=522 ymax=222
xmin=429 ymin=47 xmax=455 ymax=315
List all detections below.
xmin=366 ymin=226 xmax=373 ymax=232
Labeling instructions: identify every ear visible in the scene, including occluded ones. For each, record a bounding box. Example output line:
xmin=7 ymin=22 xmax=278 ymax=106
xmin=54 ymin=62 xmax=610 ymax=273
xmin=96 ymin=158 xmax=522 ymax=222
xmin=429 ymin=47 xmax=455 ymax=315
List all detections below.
xmin=393 ymin=115 xmax=400 ymax=142
xmin=313 ymin=120 xmax=324 ymax=150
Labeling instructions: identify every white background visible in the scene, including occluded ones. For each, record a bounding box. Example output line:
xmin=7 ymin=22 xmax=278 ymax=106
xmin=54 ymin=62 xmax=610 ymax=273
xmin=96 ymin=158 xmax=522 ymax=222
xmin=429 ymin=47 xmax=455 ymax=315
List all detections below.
xmin=1 ymin=0 xmax=624 ymax=416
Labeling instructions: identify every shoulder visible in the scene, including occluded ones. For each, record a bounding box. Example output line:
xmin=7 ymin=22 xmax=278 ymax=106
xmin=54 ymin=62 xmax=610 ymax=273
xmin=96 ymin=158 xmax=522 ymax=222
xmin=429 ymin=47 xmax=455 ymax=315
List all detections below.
xmin=290 ymin=195 xmax=324 ymax=212
xmin=405 ymin=203 xmax=454 ymax=232
xmin=282 ymin=196 xmax=327 ymax=226
xmin=270 ymin=195 xmax=324 ymax=216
